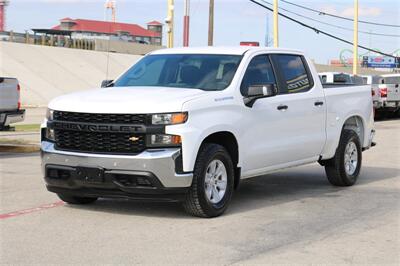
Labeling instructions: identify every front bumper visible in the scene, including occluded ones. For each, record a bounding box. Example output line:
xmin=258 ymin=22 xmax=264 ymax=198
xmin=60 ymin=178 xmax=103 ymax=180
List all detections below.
xmin=41 ymin=141 xmax=193 ymax=201
xmin=0 ymin=109 xmax=25 ymax=127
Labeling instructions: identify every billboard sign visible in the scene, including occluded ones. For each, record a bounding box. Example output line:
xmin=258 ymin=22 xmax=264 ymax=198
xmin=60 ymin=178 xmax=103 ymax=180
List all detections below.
xmin=363 ymin=56 xmax=398 ymax=68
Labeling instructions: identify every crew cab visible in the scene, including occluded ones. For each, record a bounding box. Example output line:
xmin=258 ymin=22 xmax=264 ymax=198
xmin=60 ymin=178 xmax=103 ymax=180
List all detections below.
xmin=41 ymin=47 xmax=375 ymax=217
xmin=0 ymin=77 xmax=25 ymax=130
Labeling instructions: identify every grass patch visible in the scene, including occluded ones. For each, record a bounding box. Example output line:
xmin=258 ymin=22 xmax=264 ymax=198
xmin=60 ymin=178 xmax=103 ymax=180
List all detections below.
xmin=0 ymin=144 xmax=40 ymax=153
xmin=0 ymin=138 xmax=33 ymax=145
xmin=14 ymin=124 xmax=41 ymax=132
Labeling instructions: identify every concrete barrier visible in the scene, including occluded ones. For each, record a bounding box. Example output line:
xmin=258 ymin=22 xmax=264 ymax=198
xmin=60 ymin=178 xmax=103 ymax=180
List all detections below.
xmin=1 ymin=41 xmax=385 ymax=107
xmin=0 ymin=42 xmax=141 ymax=107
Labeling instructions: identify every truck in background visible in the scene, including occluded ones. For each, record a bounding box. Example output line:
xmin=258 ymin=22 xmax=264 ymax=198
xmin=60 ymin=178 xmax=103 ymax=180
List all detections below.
xmin=0 ymin=77 xmax=25 ymax=130
xmin=364 ymin=74 xmax=400 ymax=117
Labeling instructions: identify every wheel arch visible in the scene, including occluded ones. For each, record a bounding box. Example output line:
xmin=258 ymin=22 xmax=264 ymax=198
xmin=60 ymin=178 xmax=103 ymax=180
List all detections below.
xmin=342 ymin=115 xmax=365 ymax=145
xmin=200 ymin=131 xmax=241 ymax=189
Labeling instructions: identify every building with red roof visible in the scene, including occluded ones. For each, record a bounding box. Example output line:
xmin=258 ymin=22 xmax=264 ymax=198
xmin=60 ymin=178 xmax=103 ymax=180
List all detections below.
xmin=50 ymin=18 xmax=163 ymax=45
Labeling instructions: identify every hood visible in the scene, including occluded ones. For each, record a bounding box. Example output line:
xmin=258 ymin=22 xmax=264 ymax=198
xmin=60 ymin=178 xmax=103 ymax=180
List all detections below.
xmin=48 ymin=86 xmax=207 ymax=113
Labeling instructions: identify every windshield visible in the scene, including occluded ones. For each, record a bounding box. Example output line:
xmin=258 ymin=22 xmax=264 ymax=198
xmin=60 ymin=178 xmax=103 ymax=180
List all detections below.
xmin=114 ymin=54 xmax=242 ymax=91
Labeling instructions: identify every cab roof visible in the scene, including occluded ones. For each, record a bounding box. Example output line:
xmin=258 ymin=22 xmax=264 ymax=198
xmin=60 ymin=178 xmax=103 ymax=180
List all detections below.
xmin=149 ymin=46 xmax=303 ymax=56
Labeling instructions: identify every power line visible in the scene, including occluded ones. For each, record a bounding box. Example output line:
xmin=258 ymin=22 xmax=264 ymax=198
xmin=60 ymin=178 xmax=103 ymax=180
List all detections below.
xmin=259 ymin=0 xmax=400 ymax=38
xmin=281 ymin=0 xmax=400 ymax=28
xmin=249 ymin=0 xmax=396 ymax=58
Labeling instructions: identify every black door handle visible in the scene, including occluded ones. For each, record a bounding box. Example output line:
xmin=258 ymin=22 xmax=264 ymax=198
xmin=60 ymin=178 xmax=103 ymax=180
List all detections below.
xmin=277 ymin=105 xmax=288 ymax=111
xmin=314 ymin=101 xmax=324 ymax=106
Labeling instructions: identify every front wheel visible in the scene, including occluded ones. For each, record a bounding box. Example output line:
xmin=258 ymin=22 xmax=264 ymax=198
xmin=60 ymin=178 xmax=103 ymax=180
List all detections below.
xmin=183 ymin=143 xmax=234 ymax=218
xmin=324 ymin=129 xmax=362 ymax=186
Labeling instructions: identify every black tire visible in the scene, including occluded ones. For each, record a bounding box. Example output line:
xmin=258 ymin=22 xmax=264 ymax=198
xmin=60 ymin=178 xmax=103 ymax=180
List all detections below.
xmin=57 ymin=194 xmax=98 ymax=204
xmin=183 ymin=143 xmax=234 ymax=218
xmin=324 ymin=129 xmax=362 ymax=186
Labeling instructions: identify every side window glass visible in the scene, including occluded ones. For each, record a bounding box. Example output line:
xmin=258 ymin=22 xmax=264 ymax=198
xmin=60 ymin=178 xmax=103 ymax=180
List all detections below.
xmin=241 ymin=55 xmax=276 ymax=95
xmin=276 ymin=55 xmax=312 ymax=93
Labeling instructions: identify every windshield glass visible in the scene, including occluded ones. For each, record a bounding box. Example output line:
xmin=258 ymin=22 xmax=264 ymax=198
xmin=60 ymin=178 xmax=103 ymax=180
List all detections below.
xmin=114 ymin=54 xmax=242 ymax=91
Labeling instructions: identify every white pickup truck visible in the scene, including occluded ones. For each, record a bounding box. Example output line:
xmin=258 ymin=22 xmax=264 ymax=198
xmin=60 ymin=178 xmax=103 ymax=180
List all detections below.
xmin=372 ymin=74 xmax=400 ymax=115
xmin=0 ymin=77 xmax=25 ymax=130
xmin=41 ymin=47 xmax=375 ymax=217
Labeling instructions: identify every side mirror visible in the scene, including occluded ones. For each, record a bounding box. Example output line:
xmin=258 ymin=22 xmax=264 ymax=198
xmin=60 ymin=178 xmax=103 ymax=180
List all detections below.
xmin=101 ymin=80 xmax=114 ymax=88
xmin=243 ymin=84 xmax=277 ymax=107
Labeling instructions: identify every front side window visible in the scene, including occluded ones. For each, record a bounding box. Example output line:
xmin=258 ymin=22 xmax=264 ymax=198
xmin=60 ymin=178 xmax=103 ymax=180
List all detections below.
xmin=114 ymin=54 xmax=242 ymax=91
xmin=275 ymin=55 xmax=312 ymax=93
xmin=240 ymin=55 xmax=276 ymax=95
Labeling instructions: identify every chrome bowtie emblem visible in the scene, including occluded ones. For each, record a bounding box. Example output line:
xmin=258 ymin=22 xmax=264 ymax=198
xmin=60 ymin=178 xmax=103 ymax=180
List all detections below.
xmin=129 ymin=136 xmax=139 ymax=142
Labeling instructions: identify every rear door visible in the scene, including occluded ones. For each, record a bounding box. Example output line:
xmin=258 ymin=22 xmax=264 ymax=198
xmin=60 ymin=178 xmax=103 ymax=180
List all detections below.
xmin=269 ymin=54 xmax=326 ymax=163
xmin=0 ymin=78 xmax=19 ymax=112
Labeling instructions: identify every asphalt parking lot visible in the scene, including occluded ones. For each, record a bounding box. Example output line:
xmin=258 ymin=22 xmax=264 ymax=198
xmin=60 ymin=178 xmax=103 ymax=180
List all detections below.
xmin=1 ymin=120 xmax=399 ymax=265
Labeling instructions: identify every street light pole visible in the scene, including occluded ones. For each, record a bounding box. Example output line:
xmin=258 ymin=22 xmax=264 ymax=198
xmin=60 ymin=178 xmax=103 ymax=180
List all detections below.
xmin=353 ymin=0 xmax=358 ymax=75
xmin=166 ymin=0 xmax=174 ymax=48
xmin=208 ymin=0 xmax=214 ymax=46
xmin=273 ymin=0 xmax=278 ymax=47
xmin=183 ymin=0 xmax=190 ymax=47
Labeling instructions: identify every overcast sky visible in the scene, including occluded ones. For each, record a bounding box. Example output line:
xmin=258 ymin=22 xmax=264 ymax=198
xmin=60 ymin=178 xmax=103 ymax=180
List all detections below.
xmin=5 ymin=0 xmax=400 ymax=63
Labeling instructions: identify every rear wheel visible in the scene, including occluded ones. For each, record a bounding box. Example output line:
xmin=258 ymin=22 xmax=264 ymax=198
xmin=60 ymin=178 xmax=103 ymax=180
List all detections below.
xmin=324 ymin=129 xmax=362 ymax=186
xmin=183 ymin=143 xmax=234 ymax=218
xmin=57 ymin=194 xmax=98 ymax=204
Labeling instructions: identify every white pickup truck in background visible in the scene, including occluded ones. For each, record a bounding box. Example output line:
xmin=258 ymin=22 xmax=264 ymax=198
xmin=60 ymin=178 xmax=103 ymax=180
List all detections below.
xmin=41 ymin=47 xmax=375 ymax=217
xmin=0 ymin=77 xmax=25 ymax=130
xmin=372 ymin=74 xmax=400 ymax=115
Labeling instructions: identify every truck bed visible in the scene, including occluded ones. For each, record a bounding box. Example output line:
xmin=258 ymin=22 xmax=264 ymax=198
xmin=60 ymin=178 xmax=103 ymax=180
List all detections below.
xmin=321 ymin=83 xmax=374 ymax=159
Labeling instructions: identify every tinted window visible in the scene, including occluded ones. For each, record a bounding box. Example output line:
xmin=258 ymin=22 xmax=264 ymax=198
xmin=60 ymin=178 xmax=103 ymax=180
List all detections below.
xmin=275 ymin=55 xmax=312 ymax=93
xmin=240 ymin=55 xmax=276 ymax=95
xmin=372 ymin=76 xmax=382 ymax=84
xmin=114 ymin=54 xmax=242 ymax=91
xmin=334 ymin=74 xmax=352 ymax=84
xmin=383 ymin=76 xmax=400 ymax=84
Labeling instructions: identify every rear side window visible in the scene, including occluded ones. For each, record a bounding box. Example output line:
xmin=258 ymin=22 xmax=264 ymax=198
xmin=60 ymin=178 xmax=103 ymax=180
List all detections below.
xmin=240 ymin=55 xmax=276 ymax=95
xmin=372 ymin=76 xmax=382 ymax=84
xmin=333 ymin=74 xmax=352 ymax=83
xmin=274 ymin=55 xmax=313 ymax=93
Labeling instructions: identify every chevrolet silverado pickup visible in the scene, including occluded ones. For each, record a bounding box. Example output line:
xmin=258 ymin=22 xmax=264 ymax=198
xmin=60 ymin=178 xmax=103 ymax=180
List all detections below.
xmin=41 ymin=47 xmax=375 ymax=217
xmin=0 ymin=77 xmax=25 ymax=130
xmin=372 ymin=74 xmax=400 ymax=115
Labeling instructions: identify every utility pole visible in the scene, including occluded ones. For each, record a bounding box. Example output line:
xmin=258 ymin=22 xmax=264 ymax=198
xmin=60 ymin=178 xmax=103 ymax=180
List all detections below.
xmin=183 ymin=0 xmax=190 ymax=47
xmin=166 ymin=0 xmax=174 ymax=48
xmin=273 ymin=0 xmax=278 ymax=47
xmin=208 ymin=0 xmax=214 ymax=46
xmin=353 ymin=0 xmax=358 ymax=74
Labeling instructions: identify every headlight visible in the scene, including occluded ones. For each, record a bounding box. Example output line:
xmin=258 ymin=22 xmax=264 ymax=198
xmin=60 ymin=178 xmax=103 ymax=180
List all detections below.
xmin=151 ymin=112 xmax=188 ymax=125
xmin=149 ymin=134 xmax=181 ymax=146
xmin=46 ymin=108 xmax=54 ymax=121
xmin=45 ymin=128 xmax=55 ymax=141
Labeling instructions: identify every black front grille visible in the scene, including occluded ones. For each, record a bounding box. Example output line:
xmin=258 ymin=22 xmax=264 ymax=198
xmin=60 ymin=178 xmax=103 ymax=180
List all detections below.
xmin=53 ymin=111 xmax=147 ymax=124
xmin=55 ymin=130 xmax=146 ymax=154
xmin=52 ymin=111 xmax=148 ymax=154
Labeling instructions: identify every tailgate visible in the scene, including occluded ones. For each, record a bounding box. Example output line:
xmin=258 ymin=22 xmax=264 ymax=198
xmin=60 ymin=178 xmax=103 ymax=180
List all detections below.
xmin=0 ymin=78 xmax=19 ymax=112
xmin=386 ymin=84 xmax=400 ymax=102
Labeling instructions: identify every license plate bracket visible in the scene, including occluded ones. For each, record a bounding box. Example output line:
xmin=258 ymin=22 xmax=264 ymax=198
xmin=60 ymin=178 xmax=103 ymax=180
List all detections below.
xmin=76 ymin=167 xmax=105 ymax=183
